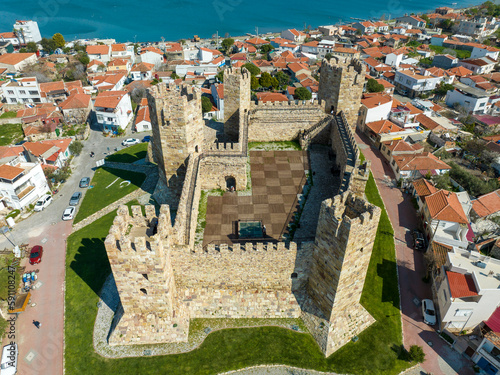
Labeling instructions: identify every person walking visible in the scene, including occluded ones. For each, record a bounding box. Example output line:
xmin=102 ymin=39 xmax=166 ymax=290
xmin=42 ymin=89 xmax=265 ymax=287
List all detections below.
xmin=33 ymin=320 xmax=41 ymax=329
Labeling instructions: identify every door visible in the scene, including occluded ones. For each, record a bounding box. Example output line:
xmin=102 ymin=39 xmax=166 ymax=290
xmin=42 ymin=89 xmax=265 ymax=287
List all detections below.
xmin=478 ymin=357 xmax=499 ymax=375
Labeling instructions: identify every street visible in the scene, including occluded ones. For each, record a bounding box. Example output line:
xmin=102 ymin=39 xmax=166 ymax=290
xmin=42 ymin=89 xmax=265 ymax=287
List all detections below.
xmin=355 ymin=130 xmax=475 ymax=375
xmin=0 ymin=123 xmax=150 ymax=375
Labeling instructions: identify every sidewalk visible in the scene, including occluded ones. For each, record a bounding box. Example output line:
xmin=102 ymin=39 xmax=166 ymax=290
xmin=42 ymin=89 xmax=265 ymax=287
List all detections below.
xmin=355 ymin=130 xmax=474 ymax=375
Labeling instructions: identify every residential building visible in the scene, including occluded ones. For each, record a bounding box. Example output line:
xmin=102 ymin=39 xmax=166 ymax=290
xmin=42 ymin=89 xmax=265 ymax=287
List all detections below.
xmin=380 ymin=139 xmax=424 ymax=163
xmin=23 ymin=139 xmax=73 ymax=169
xmin=86 ymin=45 xmax=111 ymax=63
xmin=435 ymin=247 xmax=500 ymax=332
xmin=433 ymin=54 xmax=459 ymax=69
xmin=197 ymin=47 xmax=222 ymax=63
xmin=0 ymin=53 xmax=37 ymax=72
xmin=134 ymin=98 xmax=151 ymax=132
xmin=459 ymin=57 xmax=497 ymax=75
xmin=108 ymin=58 xmax=131 ymax=72
xmin=0 ymin=32 xmax=19 ymax=47
xmin=471 ymin=311 xmax=500 ymax=374
xmin=281 ymin=29 xmax=306 ymax=43
xmin=90 ymin=72 xmax=127 ymax=91
xmin=318 ymin=25 xmax=343 ymax=37
xmin=39 ymin=80 xmax=83 ymax=103
xmin=110 ymin=43 xmax=135 ymax=63
xmin=457 ymin=18 xmax=492 ymax=38
xmin=353 ymin=21 xmax=376 ymax=34
xmin=395 ymin=15 xmax=426 ymax=28
xmin=59 ymin=93 xmax=92 ymax=124
xmin=317 ymin=40 xmax=336 ymax=59
xmin=210 ymin=83 xmax=224 ymax=121
xmin=94 ymin=91 xmax=133 ymax=132
xmin=130 ymin=62 xmax=155 ymax=81
xmin=385 ymin=52 xmax=404 ymax=68
xmin=0 ymin=162 xmax=49 ymax=210
xmin=301 ymin=40 xmax=319 ymax=55
xmin=394 ymin=69 xmax=443 ymax=98
xmin=357 ymin=93 xmax=393 ymax=131
xmin=392 ymin=153 xmax=451 ymax=181
xmin=471 ymin=189 xmax=500 ymax=222
xmin=446 ymin=82 xmax=491 ymax=114
xmin=3 ymin=77 xmax=41 ymax=104
xmin=431 ymin=35 xmax=448 ymax=46
xmin=411 ymin=178 xmax=438 ymax=212
xmin=471 ymin=45 xmax=500 ymax=60
xmin=13 ymin=20 xmax=42 ymax=43
xmin=140 ymin=47 xmax=164 ymax=67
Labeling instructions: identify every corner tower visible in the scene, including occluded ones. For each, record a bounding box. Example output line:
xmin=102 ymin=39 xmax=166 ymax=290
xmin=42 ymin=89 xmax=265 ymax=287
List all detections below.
xmin=148 ymin=84 xmax=204 ymax=206
xmin=307 ymin=191 xmax=381 ymax=356
xmin=223 ymin=67 xmax=251 ymax=140
xmin=318 ymin=57 xmax=365 ymax=129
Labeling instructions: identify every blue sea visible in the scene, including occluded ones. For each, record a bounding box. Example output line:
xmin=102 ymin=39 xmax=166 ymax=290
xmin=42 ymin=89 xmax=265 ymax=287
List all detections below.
xmin=0 ymin=0 xmax=483 ymax=42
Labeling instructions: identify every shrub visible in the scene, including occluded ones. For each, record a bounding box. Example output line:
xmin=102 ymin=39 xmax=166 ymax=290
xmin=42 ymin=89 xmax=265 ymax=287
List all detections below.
xmin=6 ymin=210 xmax=20 ymax=219
xmin=69 ymin=141 xmax=84 ymax=156
xmin=408 ymin=345 xmax=425 ymax=363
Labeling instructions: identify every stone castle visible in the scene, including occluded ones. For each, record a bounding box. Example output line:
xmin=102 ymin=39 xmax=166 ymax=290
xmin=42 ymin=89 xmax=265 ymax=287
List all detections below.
xmin=104 ymin=58 xmax=381 ymax=356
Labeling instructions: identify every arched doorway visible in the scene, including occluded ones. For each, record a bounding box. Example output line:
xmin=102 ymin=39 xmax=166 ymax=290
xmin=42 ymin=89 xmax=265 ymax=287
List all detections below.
xmin=226 ymin=176 xmax=236 ymax=191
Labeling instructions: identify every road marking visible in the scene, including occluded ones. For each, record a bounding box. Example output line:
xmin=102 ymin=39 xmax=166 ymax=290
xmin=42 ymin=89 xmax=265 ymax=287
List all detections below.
xmin=413 ymin=297 xmax=421 ymax=306
xmin=106 ymin=178 xmax=120 ymax=189
xmin=41 ymin=238 xmax=48 ymax=244
xmin=120 ymin=180 xmax=131 ymax=187
xmin=25 ymin=350 xmax=37 ymax=363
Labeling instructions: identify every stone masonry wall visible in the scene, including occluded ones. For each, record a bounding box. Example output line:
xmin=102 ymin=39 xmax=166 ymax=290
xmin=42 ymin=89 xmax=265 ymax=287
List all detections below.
xmin=224 ymin=67 xmax=251 ymax=140
xmin=305 ymin=192 xmax=381 ymax=356
xmin=318 ymin=57 xmax=365 ymax=129
xmin=248 ymin=101 xmax=327 ymax=142
xmin=198 ymin=155 xmax=247 ymax=191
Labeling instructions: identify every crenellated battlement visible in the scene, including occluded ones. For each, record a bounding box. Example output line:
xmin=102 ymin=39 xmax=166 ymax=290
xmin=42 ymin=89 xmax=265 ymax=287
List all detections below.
xmin=224 ymin=66 xmax=251 ymax=81
xmin=194 ymin=241 xmax=297 ymax=254
xmin=327 ymin=191 xmax=380 ymax=226
xmin=251 ymin=99 xmax=324 ymax=108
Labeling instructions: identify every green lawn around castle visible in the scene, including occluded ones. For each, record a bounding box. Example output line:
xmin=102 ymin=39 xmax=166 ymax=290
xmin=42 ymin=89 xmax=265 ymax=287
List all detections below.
xmin=73 ymin=167 xmax=146 ymax=224
xmin=105 ymin=143 xmax=148 ymax=164
xmin=64 ymin=172 xmax=412 ymax=374
xmin=0 ymin=123 xmax=24 ymax=146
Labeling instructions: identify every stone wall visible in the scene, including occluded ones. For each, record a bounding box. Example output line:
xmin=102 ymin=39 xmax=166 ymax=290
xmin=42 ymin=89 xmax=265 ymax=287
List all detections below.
xmin=248 ymin=101 xmax=327 ymax=142
xmin=318 ymin=57 xmax=365 ymax=129
xmin=224 ymin=67 xmax=251 ymax=140
xmin=305 ymin=191 xmax=381 ymax=356
xmin=199 ymin=155 xmax=247 ymax=191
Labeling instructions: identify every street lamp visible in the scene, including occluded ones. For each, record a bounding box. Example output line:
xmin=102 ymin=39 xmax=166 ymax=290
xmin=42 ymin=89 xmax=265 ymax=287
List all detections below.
xmin=1 ymin=226 xmax=20 ymax=257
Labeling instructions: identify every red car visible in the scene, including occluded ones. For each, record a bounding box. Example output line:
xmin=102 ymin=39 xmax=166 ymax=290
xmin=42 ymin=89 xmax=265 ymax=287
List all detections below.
xmin=29 ymin=246 xmax=43 ymax=265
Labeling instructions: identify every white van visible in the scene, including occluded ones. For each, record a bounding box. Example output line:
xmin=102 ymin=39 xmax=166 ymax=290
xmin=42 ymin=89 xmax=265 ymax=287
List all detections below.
xmin=0 ymin=343 xmax=17 ymax=375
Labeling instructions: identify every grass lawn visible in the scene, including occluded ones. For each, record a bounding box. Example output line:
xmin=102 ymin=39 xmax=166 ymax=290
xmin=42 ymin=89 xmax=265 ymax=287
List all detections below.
xmin=65 ymin=172 xmax=411 ymax=374
xmin=73 ymin=167 xmax=146 ymax=224
xmin=0 ymin=111 xmax=17 ymax=119
xmin=248 ymin=141 xmax=301 ymax=150
xmin=105 ymin=143 xmax=148 ymax=164
xmin=0 ymin=123 xmax=24 ymax=146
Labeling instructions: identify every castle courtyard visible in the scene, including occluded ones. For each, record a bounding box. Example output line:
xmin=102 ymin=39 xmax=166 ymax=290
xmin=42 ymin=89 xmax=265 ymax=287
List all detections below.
xmin=203 ymin=150 xmax=307 ymax=245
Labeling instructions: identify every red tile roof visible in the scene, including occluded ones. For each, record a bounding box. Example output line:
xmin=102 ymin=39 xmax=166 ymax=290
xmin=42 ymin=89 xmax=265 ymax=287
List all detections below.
xmin=0 ymin=53 xmax=36 ymax=66
xmin=365 ymin=119 xmax=402 ymax=134
xmin=446 ymin=271 xmax=478 ymax=298
xmin=425 ymin=189 xmax=468 ymax=224
xmin=94 ymin=91 xmax=128 ymax=109
xmin=471 ymin=189 xmax=500 ymax=218
xmin=361 ymin=93 xmax=393 ymax=109
xmin=59 ymin=93 xmax=91 ymax=110
xmin=394 ymin=153 xmax=452 ymax=174
xmin=256 ymin=92 xmax=289 ymax=103
xmin=412 ymin=178 xmax=438 ymax=198
xmin=0 ymin=164 xmax=24 ymax=180
xmin=135 ymin=105 xmax=150 ymax=125
xmin=86 ymin=45 xmax=110 ymax=55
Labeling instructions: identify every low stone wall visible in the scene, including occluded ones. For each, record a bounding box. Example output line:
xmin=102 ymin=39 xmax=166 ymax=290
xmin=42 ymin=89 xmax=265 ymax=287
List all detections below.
xmin=199 ymin=155 xmax=247 ymax=191
xmin=248 ymin=102 xmax=327 ymax=142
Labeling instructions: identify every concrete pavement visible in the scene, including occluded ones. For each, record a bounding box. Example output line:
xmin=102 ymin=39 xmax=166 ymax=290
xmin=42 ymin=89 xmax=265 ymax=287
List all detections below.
xmin=355 ymin=130 xmax=475 ymax=375
xmin=1 ymin=126 xmax=151 ymax=375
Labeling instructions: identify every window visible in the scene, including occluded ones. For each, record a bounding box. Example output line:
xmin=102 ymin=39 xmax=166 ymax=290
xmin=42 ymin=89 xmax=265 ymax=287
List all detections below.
xmin=7 ymin=90 xmax=14 ymax=95
xmin=19 ymin=90 xmax=26 ymax=94
xmin=443 ymin=289 xmax=447 ymax=302
xmin=29 ymin=91 xmax=38 ymax=95
xmin=479 ymin=102 xmax=485 ymax=107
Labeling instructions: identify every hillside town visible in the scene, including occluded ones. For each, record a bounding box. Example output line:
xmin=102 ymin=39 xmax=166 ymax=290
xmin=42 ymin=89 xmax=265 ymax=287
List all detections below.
xmin=4 ymin=2 xmax=500 ymax=375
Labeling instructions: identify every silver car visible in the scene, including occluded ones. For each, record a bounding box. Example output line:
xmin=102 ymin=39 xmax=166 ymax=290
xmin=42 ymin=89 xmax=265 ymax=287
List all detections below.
xmin=62 ymin=206 xmax=75 ymax=221
xmin=422 ymin=299 xmax=436 ymax=325
xmin=69 ymin=192 xmax=82 ymax=206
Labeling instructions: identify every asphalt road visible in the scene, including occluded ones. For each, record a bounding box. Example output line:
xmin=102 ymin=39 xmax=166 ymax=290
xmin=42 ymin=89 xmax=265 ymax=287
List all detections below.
xmin=1 ymin=124 xmax=151 ymax=375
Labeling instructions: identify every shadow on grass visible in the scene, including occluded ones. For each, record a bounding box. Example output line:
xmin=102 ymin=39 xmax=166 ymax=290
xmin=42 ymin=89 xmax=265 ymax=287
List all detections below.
xmin=377 ymin=259 xmax=400 ymax=309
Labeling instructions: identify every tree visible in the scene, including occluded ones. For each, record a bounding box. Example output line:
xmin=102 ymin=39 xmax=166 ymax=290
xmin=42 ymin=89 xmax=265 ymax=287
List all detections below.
xmin=19 ymin=48 xmax=27 ymax=53
xmin=366 ymin=78 xmax=385 ymax=93
xmin=131 ymin=87 xmax=146 ymax=104
xmin=251 ymin=76 xmax=260 ymax=90
xmin=221 ymin=38 xmax=234 ymax=53
xmin=259 ymin=72 xmax=273 ymax=88
xmin=421 ymin=14 xmax=430 ymax=26
xmin=275 ymin=71 xmax=290 ymax=88
xmin=260 ymin=44 xmax=274 ymax=54
xmin=294 ymin=87 xmax=312 ymax=100
xmin=201 ymin=96 xmax=213 ymax=113
xmin=243 ymin=62 xmax=260 ymax=76
xmin=26 ymin=42 xmax=38 ymax=53
xmin=77 ymin=52 xmax=89 ymax=65
xmin=408 ymin=345 xmax=425 ymax=363
xmin=171 ymin=71 xmax=180 ymax=80
xmin=69 ymin=141 xmax=84 ymax=156
xmin=215 ymin=71 xmax=223 ymax=82
xmin=324 ymin=53 xmax=333 ymax=61
xmin=271 ymin=77 xmax=279 ymax=90
xmin=52 ymin=33 xmax=65 ymax=48
xmin=40 ymin=37 xmax=57 ymax=53
xmin=435 ymin=83 xmax=454 ymax=97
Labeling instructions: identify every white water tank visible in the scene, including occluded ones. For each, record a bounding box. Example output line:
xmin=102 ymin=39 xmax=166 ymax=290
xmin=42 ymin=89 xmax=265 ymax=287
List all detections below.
xmin=6 ymin=217 xmax=15 ymax=228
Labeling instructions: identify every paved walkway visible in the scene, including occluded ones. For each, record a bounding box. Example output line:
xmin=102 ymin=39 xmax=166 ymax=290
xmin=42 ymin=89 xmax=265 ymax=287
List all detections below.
xmin=355 ymin=131 xmax=474 ymax=375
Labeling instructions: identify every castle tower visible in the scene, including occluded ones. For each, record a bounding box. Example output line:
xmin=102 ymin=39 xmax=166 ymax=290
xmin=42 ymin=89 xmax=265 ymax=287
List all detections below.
xmin=318 ymin=57 xmax=365 ymax=129
xmin=148 ymin=84 xmax=204 ymax=206
xmin=307 ymin=191 xmax=381 ymax=356
xmin=223 ymin=67 xmax=251 ymax=140
xmin=104 ymin=204 xmax=189 ymax=345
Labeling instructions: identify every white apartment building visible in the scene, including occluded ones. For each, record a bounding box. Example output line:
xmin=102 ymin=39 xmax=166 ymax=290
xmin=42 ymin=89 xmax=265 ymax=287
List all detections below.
xmin=394 ymin=70 xmax=443 ymax=98
xmin=445 ymin=82 xmax=491 ymax=114
xmin=435 ymin=247 xmax=500 ymax=332
xmin=3 ymin=77 xmax=41 ymax=104
xmin=94 ymin=91 xmax=133 ymax=132
xmin=13 ymin=20 xmax=42 ymax=43
xmin=0 ymin=162 xmax=49 ymax=210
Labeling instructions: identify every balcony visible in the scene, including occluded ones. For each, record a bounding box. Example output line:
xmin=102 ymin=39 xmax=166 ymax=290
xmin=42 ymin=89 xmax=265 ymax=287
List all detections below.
xmin=16 ymin=185 xmax=35 ymax=200
xmin=479 ymin=348 xmax=500 ymax=370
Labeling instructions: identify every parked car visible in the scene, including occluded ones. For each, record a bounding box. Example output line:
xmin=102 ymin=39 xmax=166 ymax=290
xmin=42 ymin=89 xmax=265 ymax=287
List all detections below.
xmin=412 ymin=230 xmax=426 ymax=251
xmin=122 ymin=138 xmax=140 ymax=146
xmin=422 ymin=299 xmax=436 ymax=325
xmin=34 ymin=195 xmax=53 ymax=212
xmin=29 ymin=245 xmax=43 ymax=265
xmin=142 ymin=135 xmax=151 ymax=142
xmin=79 ymin=177 xmax=90 ymax=188
xmin=62 ymin=206 xmax=75 ymax=221
xmin=69 ymin=192 xmax=82 ymax=206
xmin=1 ymin=343 xmax=18 ymax=375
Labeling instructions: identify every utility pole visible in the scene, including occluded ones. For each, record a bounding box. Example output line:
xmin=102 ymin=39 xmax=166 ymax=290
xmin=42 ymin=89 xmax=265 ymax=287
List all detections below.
xmin=256 ymin=27 xmax=258 ymax=37
xmin=216 ymin=30 xmax=219 ymax=48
